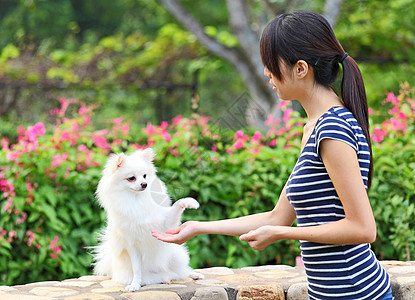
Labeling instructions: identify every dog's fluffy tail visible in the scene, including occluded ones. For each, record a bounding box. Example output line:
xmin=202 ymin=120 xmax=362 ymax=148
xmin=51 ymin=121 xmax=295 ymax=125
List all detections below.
xmin=90 ymin=231 xmax=112 ymax=277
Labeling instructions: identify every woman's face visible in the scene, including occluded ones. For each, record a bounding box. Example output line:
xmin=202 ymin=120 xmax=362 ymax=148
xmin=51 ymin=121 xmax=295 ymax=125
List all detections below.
xmin=264 ymin=63 xmax=297 ymax=101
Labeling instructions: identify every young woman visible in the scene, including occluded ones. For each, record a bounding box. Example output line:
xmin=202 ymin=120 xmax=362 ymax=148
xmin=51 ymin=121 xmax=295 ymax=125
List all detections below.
xmin=152 ymin=10 xmax=392 ymax=300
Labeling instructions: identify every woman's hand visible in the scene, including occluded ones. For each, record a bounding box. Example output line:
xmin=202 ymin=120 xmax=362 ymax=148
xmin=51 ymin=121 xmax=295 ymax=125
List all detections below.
xmin=239 ymin=225 xmax=285 ymax=250
xmin=152 ymin=221 xmax=199 ymax=244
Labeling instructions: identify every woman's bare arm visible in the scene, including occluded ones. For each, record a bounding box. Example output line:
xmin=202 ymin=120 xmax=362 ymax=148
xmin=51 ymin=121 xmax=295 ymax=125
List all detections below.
xmin=152 ymin=184 xmax=296 ymax=244
xmin=240 ymin=139 xmax=377 ymax=250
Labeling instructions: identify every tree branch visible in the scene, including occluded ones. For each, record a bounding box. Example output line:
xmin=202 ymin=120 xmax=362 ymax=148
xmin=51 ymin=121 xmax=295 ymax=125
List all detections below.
xmin=226 ymin=0 xmax=263 ymax=77
xmin=158 ymin=0 xmax=242 ymax=67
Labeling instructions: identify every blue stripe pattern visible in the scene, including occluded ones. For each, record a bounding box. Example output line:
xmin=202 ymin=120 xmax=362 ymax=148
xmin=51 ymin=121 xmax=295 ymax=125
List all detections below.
xmin=286 ymin=107 xmax=391 ymax=299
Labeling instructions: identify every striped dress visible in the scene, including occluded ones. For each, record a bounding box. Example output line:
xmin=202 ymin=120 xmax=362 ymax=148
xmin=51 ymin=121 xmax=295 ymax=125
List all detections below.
xmin=286 ymin=106 xmax=391 ymax=299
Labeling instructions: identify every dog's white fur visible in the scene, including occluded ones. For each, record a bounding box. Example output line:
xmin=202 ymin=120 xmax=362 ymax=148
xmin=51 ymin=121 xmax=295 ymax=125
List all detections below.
xmin=92 ymin=148 xmax=203 ymax=292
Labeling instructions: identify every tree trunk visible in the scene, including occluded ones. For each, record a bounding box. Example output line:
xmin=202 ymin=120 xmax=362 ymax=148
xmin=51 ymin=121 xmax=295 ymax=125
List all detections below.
xmin=323 ymin=0 xmax=344 ymax=27
xmin=158 ymin=0 xmax=279 ymax=129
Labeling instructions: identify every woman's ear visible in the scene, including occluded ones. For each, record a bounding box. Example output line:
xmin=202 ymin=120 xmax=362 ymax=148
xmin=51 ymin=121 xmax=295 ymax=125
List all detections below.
xmin=295 ymin=60 xmax=309 ymax=79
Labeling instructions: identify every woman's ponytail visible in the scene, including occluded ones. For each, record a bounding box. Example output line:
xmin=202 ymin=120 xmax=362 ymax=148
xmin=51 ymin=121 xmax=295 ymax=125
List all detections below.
xmin=340 ymin=55 xmax=373 ymax=189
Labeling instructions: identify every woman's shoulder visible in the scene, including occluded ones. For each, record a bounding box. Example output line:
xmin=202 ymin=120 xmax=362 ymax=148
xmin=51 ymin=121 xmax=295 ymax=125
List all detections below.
xmin=315 ymin=106 xmax=359 ymax=151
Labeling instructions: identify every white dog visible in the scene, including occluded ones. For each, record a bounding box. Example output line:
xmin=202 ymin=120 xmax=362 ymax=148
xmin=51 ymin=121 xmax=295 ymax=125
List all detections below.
xmin=92 ymin=148 xmax=203 ymax=292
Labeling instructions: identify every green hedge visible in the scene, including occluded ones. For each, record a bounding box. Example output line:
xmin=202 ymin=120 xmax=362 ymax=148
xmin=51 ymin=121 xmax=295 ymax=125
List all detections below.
xmin=0 ymin=87 xmax=414 ymax=285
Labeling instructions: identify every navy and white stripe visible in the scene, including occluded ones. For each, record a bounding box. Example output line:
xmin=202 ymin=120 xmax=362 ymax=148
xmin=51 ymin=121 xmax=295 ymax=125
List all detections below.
xmin=286 ymin=107 xmax=390 ymax=299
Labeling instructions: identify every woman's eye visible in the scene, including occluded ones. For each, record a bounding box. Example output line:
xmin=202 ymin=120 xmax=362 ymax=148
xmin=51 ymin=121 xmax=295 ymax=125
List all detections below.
xmin=127 ymin=176 xmax=136 ymax=182
xmin=143 ymin=174 xmax=147 ymax=179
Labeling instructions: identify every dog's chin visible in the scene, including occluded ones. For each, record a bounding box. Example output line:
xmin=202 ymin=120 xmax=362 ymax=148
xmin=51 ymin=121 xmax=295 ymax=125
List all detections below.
xmin=129 ymin=187 xmax=146 ymax=193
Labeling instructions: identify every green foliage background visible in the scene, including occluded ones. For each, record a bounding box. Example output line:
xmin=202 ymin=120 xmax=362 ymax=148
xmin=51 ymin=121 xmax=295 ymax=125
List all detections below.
xmin=1 ymin=91 xmax=414 ymax=285
xmin=0 ymin=0 xmax=415 ymax=286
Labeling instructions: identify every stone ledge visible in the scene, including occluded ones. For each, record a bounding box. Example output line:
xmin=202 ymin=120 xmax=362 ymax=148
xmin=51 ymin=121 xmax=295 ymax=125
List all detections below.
xmin=1 ymin=261 xmax=414 ymax=299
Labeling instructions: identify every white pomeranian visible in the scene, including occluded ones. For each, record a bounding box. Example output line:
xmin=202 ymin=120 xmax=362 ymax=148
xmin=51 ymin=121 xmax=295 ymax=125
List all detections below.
xmin=92 ymin=148 xmax=203 ymax=292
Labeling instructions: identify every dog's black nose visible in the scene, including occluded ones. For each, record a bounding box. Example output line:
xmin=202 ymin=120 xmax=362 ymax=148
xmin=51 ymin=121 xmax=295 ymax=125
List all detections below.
xmin=141 ymin=182 xmax=147 ymax=189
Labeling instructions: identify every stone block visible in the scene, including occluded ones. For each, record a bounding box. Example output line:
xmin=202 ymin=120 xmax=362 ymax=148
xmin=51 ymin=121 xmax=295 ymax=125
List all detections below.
xmin=120 ymin=290 xmax=181 ymax=299
xmin=191 ymin=287 xmax=228 ymax=300
xmin=392 ymin=276 xmax=415 ymax=300
xmin=287 ymin=282 xmax=308 ymax=300
xmin=237 ymin=282 xmax=284 ymax=300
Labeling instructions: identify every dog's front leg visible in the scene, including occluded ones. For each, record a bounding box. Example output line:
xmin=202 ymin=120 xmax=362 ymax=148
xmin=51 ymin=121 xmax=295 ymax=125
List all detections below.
xmin=125 ymin=250 xmax=142 ymax=292
xmin=164 ymin=197 xmax=199 ymax=228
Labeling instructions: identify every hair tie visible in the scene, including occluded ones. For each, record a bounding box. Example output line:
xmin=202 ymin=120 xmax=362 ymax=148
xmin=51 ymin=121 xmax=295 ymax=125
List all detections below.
xmin=339 ymin=52 xmax=348 ymax=64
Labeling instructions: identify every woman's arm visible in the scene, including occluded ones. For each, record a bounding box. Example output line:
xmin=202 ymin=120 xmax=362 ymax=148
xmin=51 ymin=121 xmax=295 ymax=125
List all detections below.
xmin=152 ymin=184 xmax=297 ymax=244
xmin=240 ymin=138 xmax=377 ymax=250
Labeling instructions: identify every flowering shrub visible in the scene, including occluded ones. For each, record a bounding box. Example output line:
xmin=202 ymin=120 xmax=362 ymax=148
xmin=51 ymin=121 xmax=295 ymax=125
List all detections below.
xmin=0 ymin=86 xmax=414 ymax=285
xmin=369 ymin=83 xmax=415 ymax=261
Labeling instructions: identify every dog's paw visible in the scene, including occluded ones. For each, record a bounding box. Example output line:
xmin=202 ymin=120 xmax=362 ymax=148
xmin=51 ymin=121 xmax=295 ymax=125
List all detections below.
xmin=175 ymin=197 xmax=199 ymax=209
xmin=125 ymin=284 xmax=141 ymax=292
xmin=190 ymin=271 xmax=204 ymax=280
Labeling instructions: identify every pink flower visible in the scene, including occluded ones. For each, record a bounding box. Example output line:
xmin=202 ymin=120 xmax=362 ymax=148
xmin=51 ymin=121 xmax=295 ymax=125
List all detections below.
xmin=148 ymin=138 xmax=155 ymax=146
xmin=8 ymin=230 xmax=17 ymax=243
xmin=386 ymin=92 xmax=399 ymax=105
xmin=269 ymin=139 xmax=278 ymax=147
xmin=1 ymin=137 xmax=9 ymax=150
xmin=172 ymin=115 xmax=183 ymax=126
xmin=296 ymin=256 xmax=304 ymax=267
xmin=27 ymin=122 xmax=46 ymax=142
xmin=60 ymin=131 xmax=71 ymax=141
xmin=78 ymin=144 xmax=88 ymax=152
xmin=93 ymin=135 xmax=110 ymax=149
xmin=372 ymin=127 xmax=387 ymax=143
xmin=283 ymin=108 xmax=293 ymax=123
xmin=265 ymin=114 xmax=274 ymax=126
xmin=144 ymin=122 xmax=156 ymax=137
xmin=171 ymin=150 xmax=179 ymax=156
xmin=390 ymin=118 xmax=407 ymax=131
xmin=26 ymin=230 xmax=35 ymax=246
xmin=83 ymin=115 xmax=91 ymax=126
xmin=235 ymin=130 xmax=244 ymax=139
xmin=398 ymin=111 xmax=407 ymax=120
xmin=121 ymin=124 xmax=129 ymax=137
xmin=160 ymin=121 xmax=168 ymax=129
xmin=26 ymin=182 xmax=34 ymax=193
xmin=78 ymin=105 xmax=88 ymax=115
xmin=212 ymin=144 xmax=218 ymax=152
xmin=48 ymin=236 xmax=61 ymax=259
xmin=233 ymin=141 xmax=244 ymax=150
xmin=162 ymin=131 xmax=171 ymax=142
xmin=16 ymin=212 xmax=28 ymax=224
xmin=112 ymin=118 xmax=123 ymax=125
xmin=276 ymin=128 xmax=287 ymax=136
xmin=234 ymin=130 xmax=249 ymax=141
xmin=251 ymin=131 xmax=262 ymax=143
xmin=368 ymin=107 xmax=374 ymax=115
xmin=52 ymin=153 xmax=69 ymax=167
xmin=248 ymin=147 xmax=260 ymax=153
xmin=277 ymin=101 xmax=289 ymax=109
xmin=388 ymin=106 xmax=399 ymax=115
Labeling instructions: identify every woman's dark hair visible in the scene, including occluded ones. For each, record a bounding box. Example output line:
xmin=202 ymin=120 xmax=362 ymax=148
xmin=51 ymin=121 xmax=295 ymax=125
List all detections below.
xmin=260 ymin=10 xmax=373 ymax=189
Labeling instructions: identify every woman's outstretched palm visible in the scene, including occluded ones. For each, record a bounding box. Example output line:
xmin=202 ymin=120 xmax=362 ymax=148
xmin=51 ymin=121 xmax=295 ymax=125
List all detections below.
xmin=152 ymin=221 xmax=198 ymax=244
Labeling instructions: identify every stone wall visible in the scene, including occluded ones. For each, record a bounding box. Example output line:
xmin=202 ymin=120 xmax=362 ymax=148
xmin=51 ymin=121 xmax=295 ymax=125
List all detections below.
xmin=1 ymin=261 xmax=414 ymax=299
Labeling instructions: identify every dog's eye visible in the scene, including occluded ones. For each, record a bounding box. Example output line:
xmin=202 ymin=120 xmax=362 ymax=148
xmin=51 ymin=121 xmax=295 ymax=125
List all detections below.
xmin=143 ymin=174 xmax=147 ymax=179
xmin=127 ymin=176 xmax=136 ymax=182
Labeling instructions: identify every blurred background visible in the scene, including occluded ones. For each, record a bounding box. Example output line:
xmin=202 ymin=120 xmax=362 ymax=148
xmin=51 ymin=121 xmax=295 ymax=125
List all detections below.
xmin=0 ymin=0 xmax=414 ymax=286
xmin=1 ymin=0 xmax=414 ymax=132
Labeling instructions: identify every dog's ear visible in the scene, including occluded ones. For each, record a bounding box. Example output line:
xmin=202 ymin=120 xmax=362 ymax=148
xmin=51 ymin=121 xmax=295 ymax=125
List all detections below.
xmin=104 ymin=153 xmax=126 ymax=174
xmin=142 ymin=148 xmax=155 ymax=162
xmin=115 ymin=153 xmax=126 ymax=170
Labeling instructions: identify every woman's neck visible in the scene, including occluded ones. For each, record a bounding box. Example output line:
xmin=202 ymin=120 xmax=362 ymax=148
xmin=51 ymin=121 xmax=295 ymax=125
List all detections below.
xmin=298 ymin=84 xmax=343 ymax=123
